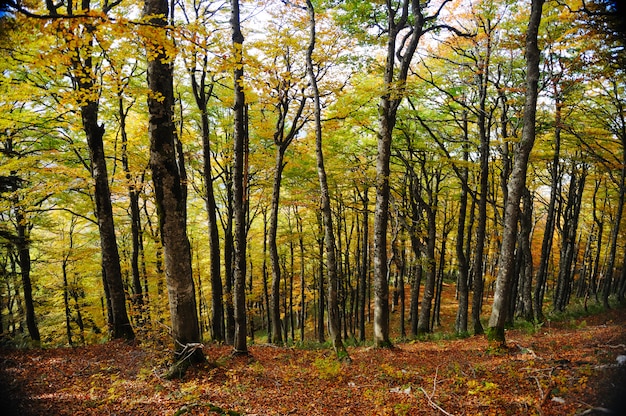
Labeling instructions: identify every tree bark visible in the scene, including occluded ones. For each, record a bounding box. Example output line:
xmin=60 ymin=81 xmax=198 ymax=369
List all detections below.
xmin=306 ymin=0 xmax=348 ymax=360
xmin=230 ymin=0 xmax=248 ymax=355
xmin=373 ymin=0 xmax=422 ymax=348
xmin=488 ymin=0 xmax=544 ymax=348
xmin=358 ymin=188 xmax=369 ymax=342
xmin=119 ymin=92 xmax=145 ymax=324
xmin=554 ymin=163 xmax=587 ymax=312
xmin=16 ymin=210 xmax=39 ymax=343
xmin=269 ymin=147 xmax=286 ymax=346
xmin=601 ymin=80 xmax=626 ymax=309
xmin=190 ymin=70 xmax=224 ymax=342
xmin=455 ymin=112 xmax=470 ymax=335
xmin=534 ymin=86 xmax=563 ymax=322
xmin=144 ymin=0 xmax=203 ymax=365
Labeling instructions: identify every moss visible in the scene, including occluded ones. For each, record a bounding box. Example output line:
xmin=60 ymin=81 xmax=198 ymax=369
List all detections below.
xmin=486 ymin=326 xmax=507 ymax=353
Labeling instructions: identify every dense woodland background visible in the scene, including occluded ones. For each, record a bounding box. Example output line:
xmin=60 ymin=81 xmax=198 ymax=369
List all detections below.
xmin=0 ymin=0 xmax=624 ymax=359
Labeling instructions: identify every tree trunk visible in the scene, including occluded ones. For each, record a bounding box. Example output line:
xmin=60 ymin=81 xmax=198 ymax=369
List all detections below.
xmin=119 ymin=93 xmax=145 ymax=323
xmin=554 ymin=163 xmax=587 ymax=312
xmin=269 ymin=147 xmax=286 ymax=346
xmin=373 ymin=0 xmax=422 ymax=348
xmin=230 ymin=0 xmax=248 ymax=356
xmin=417 ymin=201 xmax=437 ymax=334
xmin=16 ymin=210 xmax=39 ymax=343
xmin=534 ymin=88 xmax=563 ymax=322
xmin=144 ymin=0 xmax=203 ymax=365
xmin=262 ymin=208 xmax=271 ymax=341
xmin=190 ymin=69 xmax=225 ymax=343
xmin=317 ymin=215 xmax=325 ymax=343
xmin=83 ymin=98 xmax=135 ymax=341
xmin=488 ymin=0 xmax=544 ymax=348
xmin=469 ymin=19 xmax=495 ymax=337
xmin=306 ymin=0 xmax=348 ymax=360
xmin=358 ymin=188 xmax=369 ymax=342
xmin=455 ymin=113 xmax=470 ymax=335
xmin=223 ymin=187 xmax=235 ymax=344
xmin=518 ymin=188 xmax=534 ymax=322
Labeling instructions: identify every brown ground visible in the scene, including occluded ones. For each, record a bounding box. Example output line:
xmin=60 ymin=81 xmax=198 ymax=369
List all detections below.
xmin=1 ymin=304 xmax=626 ymax=415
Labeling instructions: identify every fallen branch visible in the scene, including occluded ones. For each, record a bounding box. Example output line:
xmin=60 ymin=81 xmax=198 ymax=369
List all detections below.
xmin=597 ymin=344 xmax=626 ymax=350
xmin=417 ymin=367 xmax=455 ymax=416
xmin=419 ymin=387 xmax=455 ymax=416
xmin=576 ymin=407 xmax=613 ymax=415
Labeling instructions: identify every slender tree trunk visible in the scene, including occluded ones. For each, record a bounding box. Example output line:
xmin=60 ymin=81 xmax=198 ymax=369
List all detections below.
xmin=488 ymin=0 xmax=544 ymax=348
xmin=417 ymin=203 xmax=437 ymax=334
xmin=409 ymin=263 xmax=421 ymax=337
xmin=223 ymin=192 xmax=235 ymax=344
xmin=554 ymin=164 xmax=587 ymax=312
xmin=534 ymin=91 xmax=563 ymax=322
xmin=358 ymin=188 xmax=369 ymax=342
xmin=269 ymin=148 xmax=286 ymax=346
xmin=602 ymin=157 xmax=625 ymax=308
xmin=62 ymin=259 xmax=73 ymax=346
xmin=455 ymin=114 xmax=470 ymax=335
xmin=306 ymin=0 xmax=348 ymax=359
xmin=262 ymin=208 xmax=271 ymax=341
xmin=230 ymin=0 xmax=248 ymax=355
xmin=144 ymin=0 xmax=203 ymax=366
xmin=119 ymin=93 xmax=145 ymax=323
xmin=518 ymin=188 xmax=534 ymax=322
xmin=296 ymin=210 xmax=306 ymax=342
xmin=374 ymin=0 xmax=422 ymax=348
xmin=317 ymin=215 xmax=326 ymax=343
xmin=190 ymin=70 xmax=225 ymax=343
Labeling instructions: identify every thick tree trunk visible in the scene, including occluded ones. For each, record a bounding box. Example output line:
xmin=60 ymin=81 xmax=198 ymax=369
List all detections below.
xmin=16 ymin=212 xmax=39 ymax=343
xmin=144 ymin=0 xmax=202 ymax=365
xmin=82 ymin=100 xmax=135 ymax=340
xmin=488 ymin=0 xmax=544 ymax=348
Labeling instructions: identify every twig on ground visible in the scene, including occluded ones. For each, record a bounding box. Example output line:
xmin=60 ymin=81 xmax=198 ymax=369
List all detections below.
xmin=597 ymin=344 xmax=626 ymax=350
xmin=51 ymin=365 xmax=69 ymax=377
xmin=419 ymin=386 xmax=455 ymax=416
xmin=416 ymin=366 xmax=456 ymax=416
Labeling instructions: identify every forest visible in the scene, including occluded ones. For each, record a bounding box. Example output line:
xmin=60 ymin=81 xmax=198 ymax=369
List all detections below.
xmin=1 ymin=0 xmax=626 ymax=406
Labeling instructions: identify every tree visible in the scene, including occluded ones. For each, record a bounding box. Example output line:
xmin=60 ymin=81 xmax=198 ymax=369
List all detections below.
xmin=181 ymin=0 xmax=226 ymax=342
xmin=488 ymin=0 xmax=545 ymax=348
xmin=230 ymin=0 xmax=248 ymax=356
xmin=143 ymin=0 xmax=204 ymax=370
xmin=372 ymin=0 xmax=425 ymax=348
xmin=45 ymin=0 xmax=135 ymax=341
xmin=256 ymin=11 xmax=309 ymax=345
xmin=306 ymin=0 xmax=348 ymax=360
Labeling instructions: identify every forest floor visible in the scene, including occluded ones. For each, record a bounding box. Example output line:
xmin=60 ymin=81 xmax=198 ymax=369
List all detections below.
xmin=1 ymin=302 xmax=626 ymax=415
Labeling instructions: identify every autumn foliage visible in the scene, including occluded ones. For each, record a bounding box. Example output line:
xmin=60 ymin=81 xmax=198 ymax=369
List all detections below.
xmin=1 ymin=300 xmax=625 ymax=415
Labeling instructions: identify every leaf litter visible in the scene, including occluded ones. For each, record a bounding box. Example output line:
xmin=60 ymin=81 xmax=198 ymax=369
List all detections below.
xmin=1 ymin=307 xmax=625 ymax=415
